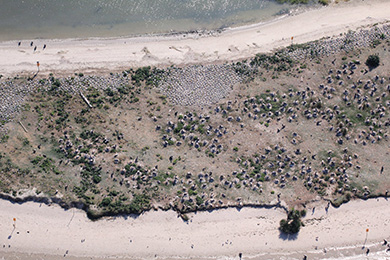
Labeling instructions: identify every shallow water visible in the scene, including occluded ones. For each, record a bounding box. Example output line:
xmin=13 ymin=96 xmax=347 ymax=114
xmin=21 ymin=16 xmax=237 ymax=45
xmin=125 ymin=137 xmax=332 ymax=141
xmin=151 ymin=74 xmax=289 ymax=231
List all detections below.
xmin=0 ymin=0 xmax=311 ymax=41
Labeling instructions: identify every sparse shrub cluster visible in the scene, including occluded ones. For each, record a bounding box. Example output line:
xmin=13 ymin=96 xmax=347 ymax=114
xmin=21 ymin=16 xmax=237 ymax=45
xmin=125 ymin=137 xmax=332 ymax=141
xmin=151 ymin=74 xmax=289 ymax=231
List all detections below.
xmin=128 ymin=66 xmax=164 ymax=86
xmin=250 ymin=52 xmax=294 ymax=72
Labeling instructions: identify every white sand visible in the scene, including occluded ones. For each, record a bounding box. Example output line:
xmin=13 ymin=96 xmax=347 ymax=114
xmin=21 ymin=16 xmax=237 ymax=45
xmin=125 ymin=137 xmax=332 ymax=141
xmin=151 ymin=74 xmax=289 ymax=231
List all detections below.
xmin=0 ymin=198 xmax=389 ymax=259
xmin=0 ymin=0 xmax=390 ymax=77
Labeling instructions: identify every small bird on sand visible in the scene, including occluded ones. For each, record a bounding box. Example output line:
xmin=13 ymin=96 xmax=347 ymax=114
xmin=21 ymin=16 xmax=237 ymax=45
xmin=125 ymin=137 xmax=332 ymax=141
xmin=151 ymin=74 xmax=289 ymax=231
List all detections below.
xmin=30 ymin=41 xmax=33 ymax=46
xmin=18 ymin=41 xmax=21 ymax=46
xmin=33 ymin=46 xmax=37 ymax=52
xmin=43 ymin=44 xmax=46 ymax=50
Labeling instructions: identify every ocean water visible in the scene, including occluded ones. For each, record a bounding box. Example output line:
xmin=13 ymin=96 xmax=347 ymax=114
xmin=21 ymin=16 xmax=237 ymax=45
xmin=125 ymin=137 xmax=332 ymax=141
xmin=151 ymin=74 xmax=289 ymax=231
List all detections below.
xmin=0 ymin=0 xmax=310 ymax=41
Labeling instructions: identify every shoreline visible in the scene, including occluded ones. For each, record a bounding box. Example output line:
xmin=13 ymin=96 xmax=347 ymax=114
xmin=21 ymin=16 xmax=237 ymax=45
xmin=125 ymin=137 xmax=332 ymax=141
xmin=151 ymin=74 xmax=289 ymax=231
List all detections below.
xmin=1 ymin=197 xmax=389 ymax=260
xmin=0 ymin=1 xmax=305 ymax=43
xmin=1 ymin=0 xmax=390 ymax=78
xmin=0 ymin=2 xmax=304 ymax=43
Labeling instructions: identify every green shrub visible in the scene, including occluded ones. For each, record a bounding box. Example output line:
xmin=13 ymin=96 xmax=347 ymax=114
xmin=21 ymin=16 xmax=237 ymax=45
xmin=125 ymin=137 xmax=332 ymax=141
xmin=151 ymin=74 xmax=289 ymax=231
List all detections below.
xmin=22 ymin=138 xmax=30 ymax=146
xmin=196 ymin=196 xmax=204 ymax=206
xmin=279 ymin=209 xmax=305 ymax=234
xmin=131 ymin=67 xmax=152 ymax=86
xmin=92 ymin=175 xmax=102 ymax=184
xmin=100 ymin=197 xmax=112 ymax=207
xmin=188 ymin=189 xmax=198 ymax=196
xmin=365 ymin=54 xmax=380 ymax=69
xmin=31 ymin=156 xmax=43 ymax=165
xmin=128 ymin=194 xmax=151 ymax=213
xmin=318 ymin=0 xmax=329 ymax=5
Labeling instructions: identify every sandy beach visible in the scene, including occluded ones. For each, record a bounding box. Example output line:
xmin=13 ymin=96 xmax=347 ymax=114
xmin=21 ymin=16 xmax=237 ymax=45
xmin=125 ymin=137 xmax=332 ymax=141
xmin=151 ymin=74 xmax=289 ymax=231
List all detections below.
xmin=0 ymin=0 xmax=390 ymax=78
xmin=0 ymin=198 xmax=389 ymax=260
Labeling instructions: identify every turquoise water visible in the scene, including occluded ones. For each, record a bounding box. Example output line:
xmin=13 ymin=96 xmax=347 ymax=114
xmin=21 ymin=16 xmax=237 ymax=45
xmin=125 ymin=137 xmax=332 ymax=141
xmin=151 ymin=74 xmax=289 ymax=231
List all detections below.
xmin=0 ymin=0 xmax=307 ymax=41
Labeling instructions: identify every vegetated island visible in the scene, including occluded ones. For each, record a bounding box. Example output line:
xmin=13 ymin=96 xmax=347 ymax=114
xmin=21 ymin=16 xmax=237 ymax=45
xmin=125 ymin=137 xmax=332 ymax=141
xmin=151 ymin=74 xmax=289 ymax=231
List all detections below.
xmin=0 ymin=23 xmax=390 ymax=224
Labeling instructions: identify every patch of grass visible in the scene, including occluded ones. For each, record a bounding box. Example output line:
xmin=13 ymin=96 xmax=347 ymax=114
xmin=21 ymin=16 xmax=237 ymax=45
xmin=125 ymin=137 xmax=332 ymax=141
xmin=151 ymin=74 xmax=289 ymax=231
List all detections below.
xmin=196 ymin=196 xmax=204 ymax=205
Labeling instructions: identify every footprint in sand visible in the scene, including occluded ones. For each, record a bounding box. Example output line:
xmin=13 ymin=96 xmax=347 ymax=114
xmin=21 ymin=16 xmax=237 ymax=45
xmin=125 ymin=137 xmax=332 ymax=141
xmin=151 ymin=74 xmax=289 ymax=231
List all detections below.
xmin=141 ymin=47 xmax=151 ymax=54
xmin=227 ymin=45 xmax=239 ymax=52
xmin=141 ymin=49 xmax=159 ymax=63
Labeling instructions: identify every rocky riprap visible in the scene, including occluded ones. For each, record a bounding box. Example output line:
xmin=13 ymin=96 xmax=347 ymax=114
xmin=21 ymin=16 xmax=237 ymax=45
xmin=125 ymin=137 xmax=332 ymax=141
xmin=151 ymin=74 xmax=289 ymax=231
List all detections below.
xmin=284 ymin=23 xmax=390 ymax=60
xmin=157 ymin=64 xmax=242 ymax=106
